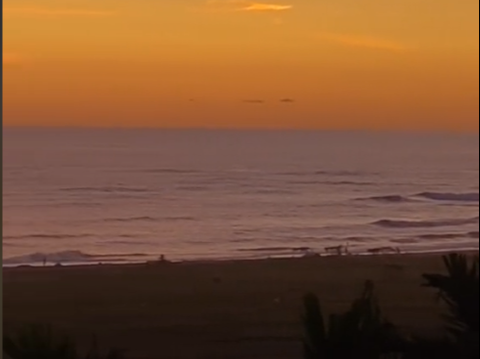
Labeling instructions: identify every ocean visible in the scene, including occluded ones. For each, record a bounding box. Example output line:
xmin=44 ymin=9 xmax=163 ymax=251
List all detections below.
xmin=3 ymin=128 xmax=479 ymax=266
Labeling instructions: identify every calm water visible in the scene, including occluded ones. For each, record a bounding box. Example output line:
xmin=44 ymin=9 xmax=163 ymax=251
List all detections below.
xmin=3 ymin=129 xmax=479 ymax=265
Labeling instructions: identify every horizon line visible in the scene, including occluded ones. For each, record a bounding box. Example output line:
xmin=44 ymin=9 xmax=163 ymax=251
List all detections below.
xmin=2 ymin=125 xmax=478 ymax=136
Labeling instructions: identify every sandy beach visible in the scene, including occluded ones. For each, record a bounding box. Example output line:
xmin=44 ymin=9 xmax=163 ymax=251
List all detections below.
xmin=5 ymin=252 xmax=474 ymax=359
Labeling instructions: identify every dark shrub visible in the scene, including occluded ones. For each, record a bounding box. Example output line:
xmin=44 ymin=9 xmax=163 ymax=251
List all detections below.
xmin=4 ymin=325 xmax=124 ymax=359
xmin=423 ymin=253 xmax=479 ymax=359
xmin=303 ymin=281 xmax=401 ymax=359
xmin=423 ymin=253 xmax=479 ymax=336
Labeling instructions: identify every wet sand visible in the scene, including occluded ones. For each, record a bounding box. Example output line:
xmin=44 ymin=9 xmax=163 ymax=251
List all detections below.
xmin=3 ymin=253 xmax=474 ymax=359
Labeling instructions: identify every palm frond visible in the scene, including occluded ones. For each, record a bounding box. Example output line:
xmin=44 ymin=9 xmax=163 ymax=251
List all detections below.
xmin=423 ymin=253 xmax=479 ymax=339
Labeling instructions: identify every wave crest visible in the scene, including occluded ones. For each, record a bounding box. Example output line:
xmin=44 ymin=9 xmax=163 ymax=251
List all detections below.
xmin=373 ymin=217 xmax=479 ymax=229
xmin=357 ymin=195 xmax=413 ymax=203
xmin=417 ymin=192 xmax=479 ymax=202
xmin=104 ymin=216 xmax=156 ymax=223
xmin=238 ymin=246 xmax=311 ymax=253
xmin=3 ymin=233 xmax=94 ymax=240
xmin=104 ymin=216 xmax=197 ymax=223
xmin=61 ymin=186 xmax=148 ymax=194
xmin=3 ymin=250 xmax=147 ymax=265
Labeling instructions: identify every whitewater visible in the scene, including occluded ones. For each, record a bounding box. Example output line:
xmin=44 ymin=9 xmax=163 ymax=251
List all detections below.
xmin=3 ymin=129 xmax=479 ymax=266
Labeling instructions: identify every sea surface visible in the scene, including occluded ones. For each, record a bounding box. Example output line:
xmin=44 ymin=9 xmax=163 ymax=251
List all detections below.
xmin=3 ymin=128 xmax=479 ymax=266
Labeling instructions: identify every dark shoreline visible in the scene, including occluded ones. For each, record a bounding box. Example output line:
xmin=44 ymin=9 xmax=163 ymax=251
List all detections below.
xmin=3 ymin=247 xmax=479 ymax=272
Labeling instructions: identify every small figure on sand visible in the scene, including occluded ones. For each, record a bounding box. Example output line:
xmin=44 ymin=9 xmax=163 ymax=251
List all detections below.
xmin=324 ymin=243 xmax=350 ymax=256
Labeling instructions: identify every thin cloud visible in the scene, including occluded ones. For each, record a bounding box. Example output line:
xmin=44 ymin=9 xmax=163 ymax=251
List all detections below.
xmin=280 ymin=98 xmax=295 ymax=103
xmin=4 ymin=7 xmax=115 ymax=17
xmin=320 ymin=33 xmax=410 ymax=53
xmin=243 ymin=99 xmax=266 ymax=104
xmin=240 ymin=3 xmax=292 ymax=12
xmin=202 ymin=1 xmax=292 ymax=13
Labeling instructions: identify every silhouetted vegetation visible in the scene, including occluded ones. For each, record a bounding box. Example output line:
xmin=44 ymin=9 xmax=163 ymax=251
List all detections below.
xmin=423 ymin=253 xmax=479 ymax=359
xmin=303 ymin=253 xmax=479 ymax=359
xmin=423 ymin=253 xmax=479 ymax=336
xmin=303 ymin=281 xmax=401 ymax=359
xmin=3 ymin=325 xmax=124 ymax=359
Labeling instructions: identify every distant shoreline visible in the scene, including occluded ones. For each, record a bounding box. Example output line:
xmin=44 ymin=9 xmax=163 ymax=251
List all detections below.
xmin=3 ymin=247 xmax=478 ymax=271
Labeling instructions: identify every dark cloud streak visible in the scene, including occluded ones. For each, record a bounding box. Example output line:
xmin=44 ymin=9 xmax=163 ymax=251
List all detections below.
xmin=243 ymin=100 xmax=266 ymax=104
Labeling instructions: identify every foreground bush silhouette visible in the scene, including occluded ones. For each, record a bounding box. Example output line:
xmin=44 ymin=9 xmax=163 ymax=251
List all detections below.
xmin=423 ymin=253 xmax=479 ymax=359
xmin=3 ymin=324 xmax=124 ymax=359
xmin=423 ymin=253 xmax=479 ymax=336
xmin=302 ymin=253 xmax=480 ymax=359
xmin=302 ymin=281 xmax=401 ymax=359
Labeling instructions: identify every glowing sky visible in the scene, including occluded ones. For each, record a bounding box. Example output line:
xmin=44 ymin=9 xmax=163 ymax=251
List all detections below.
xmin=3 ymin=0 xmax=479 ymax=130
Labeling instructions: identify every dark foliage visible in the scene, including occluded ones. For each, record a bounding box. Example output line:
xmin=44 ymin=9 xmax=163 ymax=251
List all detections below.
xmin=4 ymin=325 xmax=77 ymax=359
xmin=423 ymin=253 xmax=479 ymax=336
xmin=303 ymin=281 xmax=401 ymax=359
xmin=423 ymin=253 xmax=479 ymax=359
xmin=3 ymin=325 xmax=124 ymax=359
xmin=303 ymin=253 xmax=480 ymax=359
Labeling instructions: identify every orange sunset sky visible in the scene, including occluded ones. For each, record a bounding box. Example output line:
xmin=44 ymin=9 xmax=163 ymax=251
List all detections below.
xmin=3 ymin=0 xmax=479 ymax=131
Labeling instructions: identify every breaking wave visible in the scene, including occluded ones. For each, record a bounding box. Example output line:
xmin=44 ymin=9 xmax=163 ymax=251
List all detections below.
xmin=238 ymin=246 xmax=311 ymax=253
xmin=290 ymin=180 xmax=376 ymax=186
xmin=416 ymin=192 xmax=479 ymax=203
xmin=373 ymin=216 xmax=479 ymax=229
xmin=103 ymin=216 xmax=197 ymax=223
xmin=3 ymin=250 xmax=148 ymax=265
xmin=356 ymin=195 xmax=413 ymax=203
xmin=278 ymin=170 xmax=378 ymax=177
xmin=104 ymin=216 xmax=157 ymax=223
xmin=3 ymin=233 xmax=94 ymax=240
xmin=419 ymin=233 xmax=469 ymax=240
xmin=61 ymin=186 xmax=148 ymax=194
xmin=358 ymin=192 xmax=480 ymax=204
